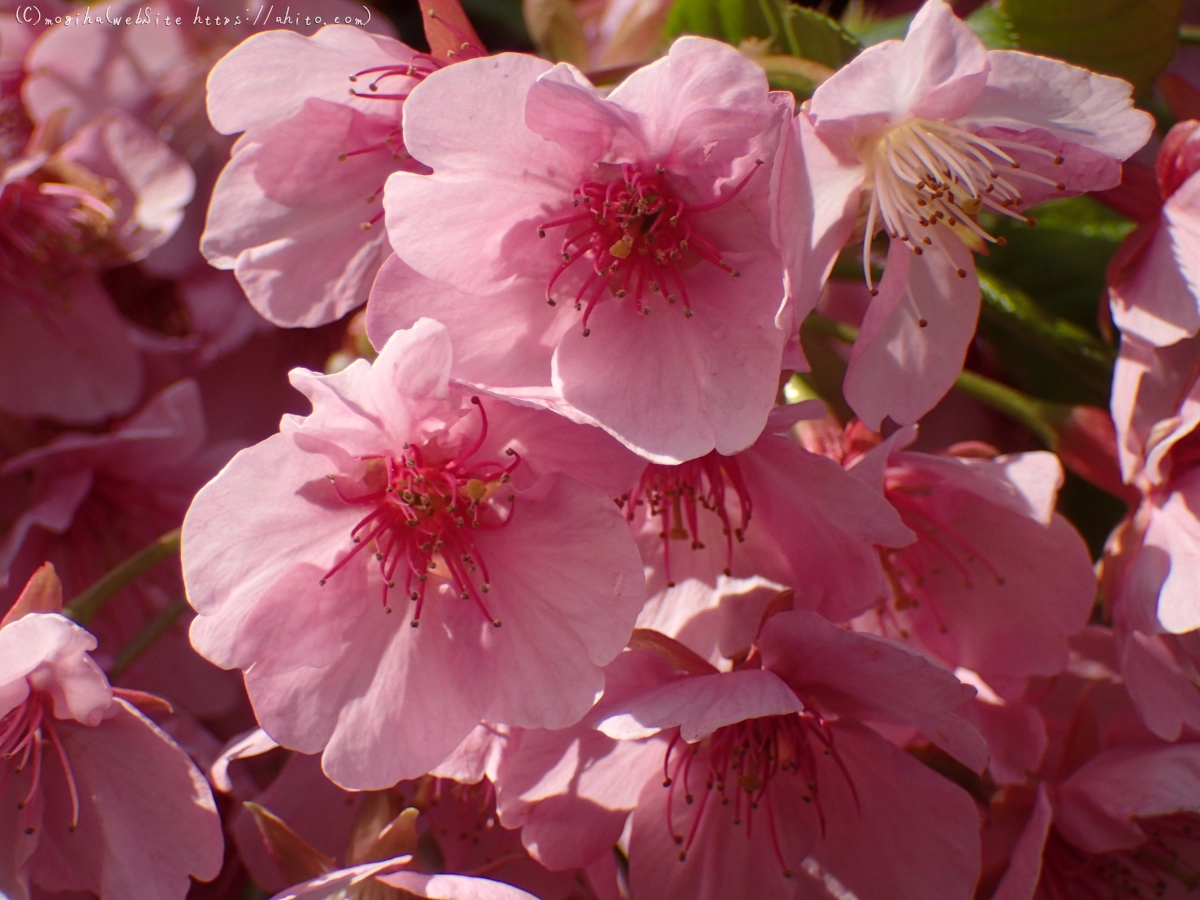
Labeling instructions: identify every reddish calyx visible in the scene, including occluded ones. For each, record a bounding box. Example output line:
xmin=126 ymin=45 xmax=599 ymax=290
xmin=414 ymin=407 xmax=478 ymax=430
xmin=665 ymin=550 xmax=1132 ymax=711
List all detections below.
xmin=321 ymin=398 xmax=519 ymax=628
xmin=539 ymin=161 xmax=760 ymax=333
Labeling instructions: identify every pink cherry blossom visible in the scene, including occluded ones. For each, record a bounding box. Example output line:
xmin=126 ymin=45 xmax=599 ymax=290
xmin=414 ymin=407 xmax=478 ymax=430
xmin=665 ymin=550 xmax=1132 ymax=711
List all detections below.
xmin=0 ymin=566 xmax=222 ymax=900
xmin=802 ymin=0 xmax=1153 ymax=429
xmin=1106 ymin=332 xmax=1200 ymax=634
xmin=0 ymin=379 xmax=241 ymax=717
xmin=498 ymin=612 xmax=985 ymax=900
xmin=201 ymin=24 xmax=465 ymax=327
xmin=847 ymin=430 xmax=1096 ymax=687
xmin=973 ymin=643 xmax=1200 ymax=900
xmin=377 ymin=37 xmax=794 ymax=462
xmin=0 ymin=109 xmax=193 ymax=422
xmin=624 ymin=404 xmax=914 ymax=626
xmin=1108 ymin=120 xmax=1200 ymax=347
xmin=183 ymin=319 xmax=646 ymax=788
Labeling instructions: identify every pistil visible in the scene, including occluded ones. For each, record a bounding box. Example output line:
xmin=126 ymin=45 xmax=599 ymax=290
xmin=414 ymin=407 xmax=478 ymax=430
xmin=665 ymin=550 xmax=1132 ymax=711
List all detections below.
xmin=538 ymin=161 xmax=760 ymax=333
xmin=320 ymin=398 xmax=518 ymax=628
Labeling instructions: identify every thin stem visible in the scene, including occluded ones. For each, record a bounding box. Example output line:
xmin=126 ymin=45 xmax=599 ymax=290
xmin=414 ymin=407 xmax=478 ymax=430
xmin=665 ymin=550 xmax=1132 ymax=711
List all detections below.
xmin=1181 ymin=24 xmax=1200 ymax=45
xmin=107 ymin=595 xmax=190 ymax=679
xmin=63 ymin=528 xmax=182 ymax=626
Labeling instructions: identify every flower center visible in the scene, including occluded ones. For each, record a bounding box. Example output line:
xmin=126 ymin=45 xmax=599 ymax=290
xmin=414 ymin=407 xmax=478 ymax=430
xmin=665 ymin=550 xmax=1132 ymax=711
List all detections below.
xmin=621 ymin=452 xmax=753 ymax=586
xmin=0 ymin=690 xmax=80 ymax=836
xmin=860 ymin=118 xmax=1065 ymax=292
xmin=537 ymin=161 xmax=759 ymax=334
xmin=0 ymin=162 xmax=117 ymax=296
xmin=661 ymin=711 xmax=855 ymax=879
xmin=320 ymin=398 xmax=519 ymax=628
xmin=1041 ymin=814 xmax=1200 ymax=899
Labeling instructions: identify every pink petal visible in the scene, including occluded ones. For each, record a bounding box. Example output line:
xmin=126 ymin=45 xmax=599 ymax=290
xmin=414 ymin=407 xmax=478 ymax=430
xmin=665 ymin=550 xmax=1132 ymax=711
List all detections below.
xmin=991 ymin=783 xmax=1052 ymax=900
xmin=604 ymin=37 xmax=775 ymax=172
xmin=201 ymin=99 xmax=400 ymax=327
xmin=808 ymin=0 xmax=988 ymax=138
xmin=1055 ymin=744 xmax=1200 ymax=853
xmin=0 ymin=276 xmax=141 ymax=424
xmin=1120 ymin=631 xmax=1200 ymax=742
xmin=759 ymin=610 xmax=987 ymax=770
xmin=551 ymin=250 xmax=786 ymax=462
xmin=31 ymin=699 xmax=222 ymax=898
xmin=844 ymin=236 xmax=980 ymax=430
xmin=377 ymin=871 xmax=542 ymax=899
xmin=206 ymin=25 xmax=416 ymax=136
xmin=366 ymin=254 xmax=572 ymax=392
xmin=269 ymin=859 xmax=412 ymax=900
xmin=598 ymin=669 xmax=803 ymax=741
xmin=1109 ymin=217 xmax=1200 ymax=347
xmin=182 ymin=432 xmax=363 ymax=624
xmin=966 ymin=50 xmax=1153 ymax=161
xmin=786 ymin=113 xmax=864 ymax=324
xmin=0 ymin=613 xmax=109 ymax=725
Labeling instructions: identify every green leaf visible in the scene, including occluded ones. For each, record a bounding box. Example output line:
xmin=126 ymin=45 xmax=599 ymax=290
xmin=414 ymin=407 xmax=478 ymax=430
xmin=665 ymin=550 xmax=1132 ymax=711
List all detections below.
xmin=976 ymin=270 xmax=1115 ymax=398
xmin=757 ymin=55 xmax=836 ymax=98
xmin=666 ymin=0 xmax=729 ymax=41
xmin=992 ymin=0 xmax=1183 ymax=97
xmin=841 ymin=11 xmax=911 ymax=45
xmin=964 ymin=5 xmax=1015 ymax=49
xmin=977 ymin=195 xmax=1134 ymax=331
xmin=758 ymin=0 xmax=860 ymax=67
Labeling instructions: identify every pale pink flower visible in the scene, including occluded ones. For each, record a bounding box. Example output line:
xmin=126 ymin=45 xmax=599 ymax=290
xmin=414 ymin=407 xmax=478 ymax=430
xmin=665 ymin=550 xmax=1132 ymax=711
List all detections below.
xmin=183 ymin=319 xmax=646 ymax=788
xmin=1106 ymin=332 xmax=1200 ymax=633
xmin=201 ymin=24 xmax=464 ymax=327
xmin=624 ymin=404 xmax=914 ymax=626
xmin=0 ymin=380 xmax=242 ymax=717
xmin=802 ymin=0 xmax=1152 ymax=429
xmin=498 ymin=612 xmax=985 ymax=900
xmin=973 ymin=642 xmax=1200 ymax=900
xmin=0 ymin=565 xmax=222 ymax=900
xmin=1108 ymin=119 xmax=1200 ymax=347
xmin=215 ymin=727 xmax=603 ymax=900
xmin=847 ymin=430 xmax=1097 ymax=687
xmin=0 ymin=104 xmax=193 ymax=422
xmin=376 ymin=37 xmax=794 ymax=462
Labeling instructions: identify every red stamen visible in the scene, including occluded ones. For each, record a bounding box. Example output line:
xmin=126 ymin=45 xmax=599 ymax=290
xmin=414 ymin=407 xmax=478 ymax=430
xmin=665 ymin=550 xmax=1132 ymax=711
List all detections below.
xmin=321 ymin=398 xmax=515 ymax=628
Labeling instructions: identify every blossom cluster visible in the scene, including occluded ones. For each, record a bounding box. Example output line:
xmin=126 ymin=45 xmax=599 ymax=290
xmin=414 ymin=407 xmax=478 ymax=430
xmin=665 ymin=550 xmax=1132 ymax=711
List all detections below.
xmin=3 ymin=0 xmax=1200 ymax=898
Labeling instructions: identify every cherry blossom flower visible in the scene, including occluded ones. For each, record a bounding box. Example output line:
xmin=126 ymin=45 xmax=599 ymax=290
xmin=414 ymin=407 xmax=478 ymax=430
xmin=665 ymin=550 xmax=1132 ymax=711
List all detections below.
xmin=845 ymin=428 xmax=1096 ymax=688
xmin=624 ymin=404 xmax=914 ymax=626
xmin=1108 ymin=119 xmax=1200 ymax=347
xmin=0 ymin=379 xmax=241 ymax=716
xmin=496 ymin=612 xmax=986 ymax=900
xmin=201 ymin=23 xmax=476 ymax=327
xmin=0 ymin=565 xmax=222 ymax=900
xmin=801 ymin=0 xmax=1153 ymax=429
xmin=182 ymin=319 xmax=646 ymax=788
xmin=973 ymin=641 xmax=1200 ymax=900
xmin=0 ymin=108 xmax=194 ymax=422
xmin=1106 ymin=331 xmax=1200 ymax=634
xmin=377 ymin=37 xmax=794 ymax=462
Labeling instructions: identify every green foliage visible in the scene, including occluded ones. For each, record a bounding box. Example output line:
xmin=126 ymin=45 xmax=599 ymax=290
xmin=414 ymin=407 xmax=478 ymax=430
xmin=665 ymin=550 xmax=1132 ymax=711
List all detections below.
xmin=665 ymin=0 xmax=858 ymax=65
xmin=963 ymin=5 xmax=1015 ymax=49
xmin=758 ymin=0 xmax=860 ymax=67
xmin=978 ymin=196 xmax=1134 ymax=331
xmin=988 ymin=0 xmax=1183 ymax=97
xmin=841 ymin=11 xmax=911 ymax=45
